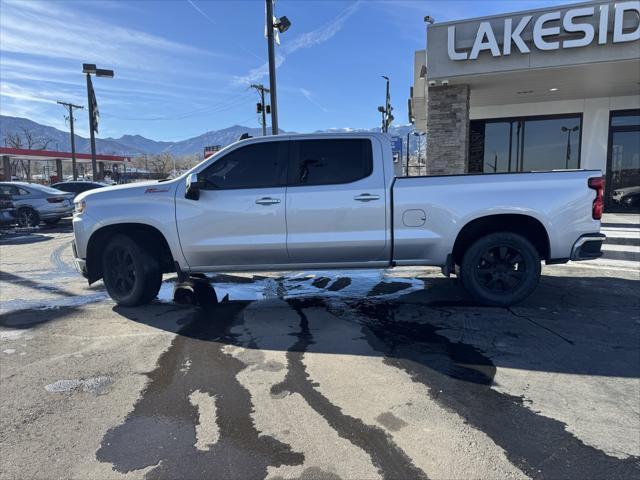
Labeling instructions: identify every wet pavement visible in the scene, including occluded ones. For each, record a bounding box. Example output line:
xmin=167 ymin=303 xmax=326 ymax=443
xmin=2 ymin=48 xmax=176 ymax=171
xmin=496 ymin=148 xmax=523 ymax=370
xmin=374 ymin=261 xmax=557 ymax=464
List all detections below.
xmin=1 ymin=220 xmax=639 ymax=479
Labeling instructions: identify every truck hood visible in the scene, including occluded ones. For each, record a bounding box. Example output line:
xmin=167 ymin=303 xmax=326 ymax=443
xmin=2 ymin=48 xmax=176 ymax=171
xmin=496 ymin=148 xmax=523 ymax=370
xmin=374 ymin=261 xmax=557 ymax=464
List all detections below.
xmin=75 ymin=179 xmax=180 ymax=203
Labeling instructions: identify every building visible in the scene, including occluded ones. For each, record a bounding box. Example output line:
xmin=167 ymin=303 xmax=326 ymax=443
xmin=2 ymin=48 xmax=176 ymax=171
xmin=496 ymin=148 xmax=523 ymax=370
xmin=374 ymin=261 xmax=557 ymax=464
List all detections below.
xmin=410 ymin=0 xmax=640 ymax=211
xmin=0 ymin=147 xmax=131 ymax=182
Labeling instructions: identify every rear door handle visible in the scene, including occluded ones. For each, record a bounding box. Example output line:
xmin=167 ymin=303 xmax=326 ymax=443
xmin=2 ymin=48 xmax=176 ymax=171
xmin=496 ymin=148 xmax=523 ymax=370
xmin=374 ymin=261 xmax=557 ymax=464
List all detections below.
xmin=354 ymin=193 xmax=381 ymax=202
xmin=255 ymin=197 xmax=281 ymax=205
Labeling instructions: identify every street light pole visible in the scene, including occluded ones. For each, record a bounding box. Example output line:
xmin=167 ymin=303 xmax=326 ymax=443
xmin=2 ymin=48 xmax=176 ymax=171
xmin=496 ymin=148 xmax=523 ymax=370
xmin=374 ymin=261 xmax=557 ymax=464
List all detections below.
xmin=83 ymin=63 xmax=114 ymax=181
xmin=561 ymin=125 xmax=579 ymax=169
xmin=265 ymin=1 xmax=290 ymax=135
xmin=85 ymin=72 xmax=98 ymax=180
xmin=266 ymin=0 xmax=278 ymax=135
xmin=406 ymin=132 xmax=410 ymax=176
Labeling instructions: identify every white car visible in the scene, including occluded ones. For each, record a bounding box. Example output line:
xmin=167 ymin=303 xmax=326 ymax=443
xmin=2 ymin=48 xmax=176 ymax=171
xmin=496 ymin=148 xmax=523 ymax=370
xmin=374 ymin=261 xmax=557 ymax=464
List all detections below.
xmin=72 ymin=133 xmax=605 ymax=307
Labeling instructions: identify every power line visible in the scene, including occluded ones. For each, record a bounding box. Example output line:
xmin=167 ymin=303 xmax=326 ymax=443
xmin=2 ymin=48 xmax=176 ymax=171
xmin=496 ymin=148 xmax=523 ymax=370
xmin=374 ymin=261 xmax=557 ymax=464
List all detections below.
xmin=109 ymin=92 xmax=253 ymax=122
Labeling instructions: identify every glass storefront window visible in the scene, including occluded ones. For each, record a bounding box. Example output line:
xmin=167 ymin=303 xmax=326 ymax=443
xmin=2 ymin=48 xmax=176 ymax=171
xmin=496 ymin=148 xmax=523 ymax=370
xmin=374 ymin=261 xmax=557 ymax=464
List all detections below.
xmin=523 ymin=117 xmax=581 ymax=171
xmin=483 ymin=122 xmax=511 ymax=172
xmin=606 ymin=110 xmax=640 ymax=213
xmin=469 ymin=114 xmax=582 ymax=173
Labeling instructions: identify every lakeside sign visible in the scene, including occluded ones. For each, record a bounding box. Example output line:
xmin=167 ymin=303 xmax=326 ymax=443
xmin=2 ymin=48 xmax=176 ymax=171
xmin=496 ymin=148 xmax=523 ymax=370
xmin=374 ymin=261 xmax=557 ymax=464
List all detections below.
xmin=448 ymin=1 xmax=640 ymax=61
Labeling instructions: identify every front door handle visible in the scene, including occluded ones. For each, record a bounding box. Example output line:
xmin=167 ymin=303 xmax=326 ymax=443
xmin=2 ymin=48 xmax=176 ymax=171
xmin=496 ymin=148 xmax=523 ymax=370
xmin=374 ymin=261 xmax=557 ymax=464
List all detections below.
xmin=354 ymin=193 xmax=381 ymax=202
xmin=255 ymin=197 xmax=281 ymax=205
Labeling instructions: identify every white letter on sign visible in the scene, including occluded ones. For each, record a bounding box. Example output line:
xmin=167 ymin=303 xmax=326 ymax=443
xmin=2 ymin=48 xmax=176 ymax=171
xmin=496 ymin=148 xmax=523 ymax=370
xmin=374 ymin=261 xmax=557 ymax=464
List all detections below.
xmin=469 ymin=22 xmax=501 ymax=59
xmin=613 ymin=1 xmax=640 ymax=43
xmin=563 ymin=7 xmax=595 ymax=48
xmin=447 ymin=26 xmax=468 ymax=60
xmin=503 ymin=16 xmax=532 ymax=55
xmin=533 ymin=11 xmax=561 ymax=50
xmin=598 ymin=4 xmax=609 ymax=45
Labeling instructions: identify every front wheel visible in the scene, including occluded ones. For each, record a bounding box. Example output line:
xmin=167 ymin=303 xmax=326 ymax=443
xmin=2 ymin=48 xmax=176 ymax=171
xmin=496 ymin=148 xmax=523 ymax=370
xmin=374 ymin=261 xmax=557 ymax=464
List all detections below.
xmin=460 ymin=232 xmax=541 ymax=306
xmin=102 ymin=234 xmax=162 ymax=306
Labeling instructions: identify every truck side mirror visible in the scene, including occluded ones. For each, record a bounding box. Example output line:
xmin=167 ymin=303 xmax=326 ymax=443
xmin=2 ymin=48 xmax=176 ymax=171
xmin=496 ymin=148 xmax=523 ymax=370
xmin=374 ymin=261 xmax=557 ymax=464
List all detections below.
xmin=185 ymin=173 xmax=204 ymax=200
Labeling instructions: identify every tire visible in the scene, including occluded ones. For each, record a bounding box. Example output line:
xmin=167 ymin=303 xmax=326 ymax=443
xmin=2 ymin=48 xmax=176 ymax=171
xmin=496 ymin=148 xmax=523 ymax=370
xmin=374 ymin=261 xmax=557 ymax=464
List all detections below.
xmin=102 ymin=234 xmax=162 ymax=306
xmin=460 ymin=232 xmax=541 ymax=306
xmin=44 ymin=218 xmax=60 ymax=225
xmin=16 ymin=207 xmax=39 ymax=227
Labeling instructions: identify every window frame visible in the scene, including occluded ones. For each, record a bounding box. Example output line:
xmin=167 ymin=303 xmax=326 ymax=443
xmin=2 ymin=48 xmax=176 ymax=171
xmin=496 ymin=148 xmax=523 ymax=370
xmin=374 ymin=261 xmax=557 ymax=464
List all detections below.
xmin=199 ymin=140 xmax=289 ymax=191
xmin=287 ymin=138 xmax=374 ymax=188
xmin=469 ymin=112 xmax=584 ymax=173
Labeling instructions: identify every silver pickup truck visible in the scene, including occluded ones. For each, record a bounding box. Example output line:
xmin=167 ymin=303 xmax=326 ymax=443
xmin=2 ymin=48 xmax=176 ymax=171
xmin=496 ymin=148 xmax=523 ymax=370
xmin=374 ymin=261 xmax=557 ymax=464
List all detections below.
xmin=72 ymin=133 xmax=605 ymax=307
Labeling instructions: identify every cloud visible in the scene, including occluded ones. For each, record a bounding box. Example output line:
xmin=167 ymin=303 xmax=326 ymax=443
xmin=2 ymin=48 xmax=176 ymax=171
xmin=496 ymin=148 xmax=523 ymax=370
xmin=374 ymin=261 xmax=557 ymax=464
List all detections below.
xmin=0 ymin=0 xmax=215 ymax=72
xmin=233 ymin=1 xmax=361 ymax=85
xmin=299 ymin=88 xmax=328 ymax=112
xmin=186 ymin=0 xmax=216 ymax=24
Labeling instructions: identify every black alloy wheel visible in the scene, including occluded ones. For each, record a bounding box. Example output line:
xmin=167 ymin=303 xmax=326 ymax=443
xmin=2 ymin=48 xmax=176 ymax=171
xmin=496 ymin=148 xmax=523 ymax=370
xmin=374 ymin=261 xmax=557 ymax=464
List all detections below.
xmin=474 ymin=245 xmax=526 ymax=293
xmin=107 ymin=245 xmax=137 ymax=296
xmin=102 ymin=234 xmax=162 ymax=306
xmin=460 ymin=232 xmax=541 ymax=306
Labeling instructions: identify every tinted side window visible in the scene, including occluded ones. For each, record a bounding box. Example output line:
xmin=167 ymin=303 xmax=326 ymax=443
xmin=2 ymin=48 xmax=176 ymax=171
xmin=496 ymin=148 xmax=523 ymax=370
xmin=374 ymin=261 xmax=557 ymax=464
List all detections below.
xmin=53 ymin=183 xmax=74 ymax=193
xmin=201 ymin=141 xmax=286 ymax=190
xmin=17 ymin=187 xmax=30 ymax=195
xmin=289 ymin=139 xmax=373 ymax=186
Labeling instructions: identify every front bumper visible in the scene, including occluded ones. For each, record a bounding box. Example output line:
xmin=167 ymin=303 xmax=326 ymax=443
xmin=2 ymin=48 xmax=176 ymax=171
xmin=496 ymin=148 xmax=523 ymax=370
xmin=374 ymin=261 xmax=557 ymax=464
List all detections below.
xmin=72 ymin=241 xmax=88 ymax=278
xmin=571 ymin=233 xmax=606 ymax=261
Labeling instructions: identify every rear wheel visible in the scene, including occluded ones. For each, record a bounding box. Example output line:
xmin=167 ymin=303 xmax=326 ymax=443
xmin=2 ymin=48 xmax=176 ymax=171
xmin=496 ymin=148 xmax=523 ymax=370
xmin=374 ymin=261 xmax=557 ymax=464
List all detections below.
xmin=16 ymin=207 xmax=39 ymax=227
xmin=102 ymin=234 xmax=162 ymax=306
xmin=460 ymin=232 xmax=541 ymax=306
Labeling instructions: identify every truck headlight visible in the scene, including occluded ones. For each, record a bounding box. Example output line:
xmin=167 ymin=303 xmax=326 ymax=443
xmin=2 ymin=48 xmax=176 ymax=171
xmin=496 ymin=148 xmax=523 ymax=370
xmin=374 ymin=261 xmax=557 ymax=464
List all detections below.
xmin=74 ymin=200 xmax=86 ymax=215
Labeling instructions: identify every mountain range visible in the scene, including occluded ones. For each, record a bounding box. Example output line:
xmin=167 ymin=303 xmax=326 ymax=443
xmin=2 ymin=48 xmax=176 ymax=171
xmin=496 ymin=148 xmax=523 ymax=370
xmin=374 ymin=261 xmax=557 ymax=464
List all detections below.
xmin=0 ymin=115 xmax=417 ymax=157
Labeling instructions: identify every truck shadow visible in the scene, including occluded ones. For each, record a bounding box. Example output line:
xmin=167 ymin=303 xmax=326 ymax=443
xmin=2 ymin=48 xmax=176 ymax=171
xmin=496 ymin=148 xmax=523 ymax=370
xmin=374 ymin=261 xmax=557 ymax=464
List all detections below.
xmin=105 ymin=272 xmax=640 ymax=480
xmin=114 ymin=272 xmax=640 ymax=381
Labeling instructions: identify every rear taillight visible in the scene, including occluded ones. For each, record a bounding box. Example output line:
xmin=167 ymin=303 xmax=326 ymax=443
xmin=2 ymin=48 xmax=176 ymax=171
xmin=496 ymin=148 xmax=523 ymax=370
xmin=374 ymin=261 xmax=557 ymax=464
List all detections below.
xmin=588 ymin=177 xmax=604 ymax=220
xmin=46 ymin=197 xmax=66 ymax=203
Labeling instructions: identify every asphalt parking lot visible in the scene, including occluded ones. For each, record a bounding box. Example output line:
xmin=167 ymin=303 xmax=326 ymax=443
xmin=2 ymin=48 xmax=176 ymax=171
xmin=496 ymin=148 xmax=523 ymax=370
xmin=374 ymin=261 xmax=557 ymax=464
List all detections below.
xmin=1 ymin=217 xmax=639 ymax=480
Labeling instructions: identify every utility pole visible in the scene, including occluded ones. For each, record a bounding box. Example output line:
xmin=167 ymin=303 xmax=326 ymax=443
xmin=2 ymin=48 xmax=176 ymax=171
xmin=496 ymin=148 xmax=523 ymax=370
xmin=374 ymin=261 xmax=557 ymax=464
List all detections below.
xmin=57 ymin=101 xmax=83 ymax=180
xmin=250 ymin=84 xmax=270 ymax=136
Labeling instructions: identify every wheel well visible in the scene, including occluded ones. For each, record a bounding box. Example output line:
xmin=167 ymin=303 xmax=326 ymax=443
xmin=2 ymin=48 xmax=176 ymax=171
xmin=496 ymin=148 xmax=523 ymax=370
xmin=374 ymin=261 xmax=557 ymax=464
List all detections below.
xmin=86 ymin=223 xmax=175 ymax=283
xmin=452 ymin=214 xmax=550 ymax=264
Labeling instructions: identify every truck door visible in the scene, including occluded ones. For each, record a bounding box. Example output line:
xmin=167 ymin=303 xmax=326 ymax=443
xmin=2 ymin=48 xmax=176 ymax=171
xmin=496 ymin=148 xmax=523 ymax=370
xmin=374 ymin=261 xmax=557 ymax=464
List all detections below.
xmin=285 ymin=137 xmax=388 ymax=265
xmin=175 ymin=140 xmax=288 ymax=269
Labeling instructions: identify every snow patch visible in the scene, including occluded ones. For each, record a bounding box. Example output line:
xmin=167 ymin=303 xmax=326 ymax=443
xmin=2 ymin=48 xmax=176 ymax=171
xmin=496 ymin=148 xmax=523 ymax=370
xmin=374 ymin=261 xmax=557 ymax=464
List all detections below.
xmin=0 ymin=329 xmax=31 ymax=341
xmin=45 ymin=376 xmax=112 ymax=395
xmin=0 ymin=292 xmax=109 ymax=315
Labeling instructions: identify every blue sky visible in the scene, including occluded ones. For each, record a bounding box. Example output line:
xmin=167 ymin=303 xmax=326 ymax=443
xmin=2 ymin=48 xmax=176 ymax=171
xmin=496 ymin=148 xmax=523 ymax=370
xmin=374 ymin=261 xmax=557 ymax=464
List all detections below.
xmin=0 ymin=0 xmax=567 ymax=141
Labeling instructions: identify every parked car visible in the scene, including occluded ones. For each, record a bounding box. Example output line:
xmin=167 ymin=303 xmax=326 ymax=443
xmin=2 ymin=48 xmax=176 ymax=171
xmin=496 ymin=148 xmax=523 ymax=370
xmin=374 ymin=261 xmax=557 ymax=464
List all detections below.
xmin=0 ymin=182 xmax=74 ymax=227
xmin=50 ymin=181 xmax=108 ymax=199
xmin=0 ymin=193 xmax=16 ymax=227
xmin=72 ymin=133 xmax=605 ymax=307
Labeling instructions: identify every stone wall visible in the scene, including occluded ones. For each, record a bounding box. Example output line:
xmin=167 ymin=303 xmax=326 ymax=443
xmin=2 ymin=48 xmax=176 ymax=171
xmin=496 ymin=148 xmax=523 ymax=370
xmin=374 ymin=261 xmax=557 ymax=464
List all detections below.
xmin=425 ymin=84 xmax=470 ymax=175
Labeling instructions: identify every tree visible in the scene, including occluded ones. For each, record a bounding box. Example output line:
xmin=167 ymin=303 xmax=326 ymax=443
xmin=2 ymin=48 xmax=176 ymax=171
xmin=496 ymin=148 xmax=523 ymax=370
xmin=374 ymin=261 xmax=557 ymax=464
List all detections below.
xmin=5 ymin=128 xmax=55 ymax=181
xmin=5 ymin=127 xmax=53 ymax=150
xmin=149 ymin=153 xmax=172 ymax=177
